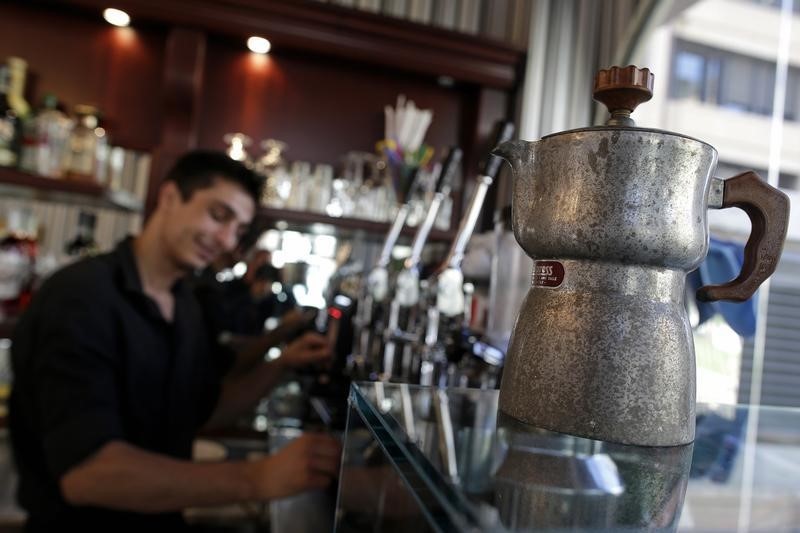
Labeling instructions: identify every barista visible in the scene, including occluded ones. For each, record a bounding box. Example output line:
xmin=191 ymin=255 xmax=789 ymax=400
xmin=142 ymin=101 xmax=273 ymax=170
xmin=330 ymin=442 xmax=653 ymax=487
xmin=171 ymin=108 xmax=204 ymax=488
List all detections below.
xmin=9 ymin=151 xmax=341 ymax=532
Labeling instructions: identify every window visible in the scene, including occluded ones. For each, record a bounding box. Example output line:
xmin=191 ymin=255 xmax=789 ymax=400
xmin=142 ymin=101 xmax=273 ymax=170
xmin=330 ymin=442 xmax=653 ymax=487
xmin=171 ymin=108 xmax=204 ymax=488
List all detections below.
xmin=779 ymin=173 xmax=799 ymax=190
xmin=749 ymin=0 xmax=800 ymax=14
xmin=673 ymin=50 xmax=706 ymax=100
xmin=670 ymin=39 xmax=800 ymax=121
xmin=785 ymin=69 xmax=799 ymax=121
xmin=717 ymin=161 xmax=798 ymax=191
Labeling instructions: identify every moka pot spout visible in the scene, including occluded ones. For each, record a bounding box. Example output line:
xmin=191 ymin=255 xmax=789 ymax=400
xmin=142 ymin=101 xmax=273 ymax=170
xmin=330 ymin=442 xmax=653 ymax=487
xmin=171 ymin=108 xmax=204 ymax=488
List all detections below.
xmin=491 ymin=139 xmax=533 ymax=178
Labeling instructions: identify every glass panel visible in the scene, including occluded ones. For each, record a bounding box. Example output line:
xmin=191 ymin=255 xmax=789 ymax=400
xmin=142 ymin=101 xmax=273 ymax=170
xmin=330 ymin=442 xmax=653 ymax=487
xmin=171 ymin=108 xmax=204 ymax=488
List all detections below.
xmin=337 ymin=383 xmax=800 ymax=531
xmin=336 ymin=385 xmax=454 ymax=532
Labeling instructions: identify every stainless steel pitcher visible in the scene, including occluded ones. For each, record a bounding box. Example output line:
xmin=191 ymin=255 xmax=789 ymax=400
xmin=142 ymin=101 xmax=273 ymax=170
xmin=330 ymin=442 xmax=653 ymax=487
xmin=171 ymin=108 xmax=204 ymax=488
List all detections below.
xmin=494 ymin=66 xmax=790 ymax=447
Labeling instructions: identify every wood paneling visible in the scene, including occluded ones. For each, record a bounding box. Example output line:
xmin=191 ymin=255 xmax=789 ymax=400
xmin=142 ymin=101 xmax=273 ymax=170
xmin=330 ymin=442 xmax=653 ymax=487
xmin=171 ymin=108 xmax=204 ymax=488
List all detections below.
xmin=0 ymin=3 xmax=166 ymax=151
xmin=65 ymin=0 xmax=522 ymax=88
xmin=147 ymin=28 xmax=207 ymax=214
xmin=199 ymin=35 xmax=465 ymax=164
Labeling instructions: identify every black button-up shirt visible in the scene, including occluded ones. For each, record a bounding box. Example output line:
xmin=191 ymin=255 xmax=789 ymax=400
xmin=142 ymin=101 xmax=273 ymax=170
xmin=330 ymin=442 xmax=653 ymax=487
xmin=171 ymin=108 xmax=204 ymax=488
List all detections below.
xmin=9 ymin=238 xmax=231 ymax=532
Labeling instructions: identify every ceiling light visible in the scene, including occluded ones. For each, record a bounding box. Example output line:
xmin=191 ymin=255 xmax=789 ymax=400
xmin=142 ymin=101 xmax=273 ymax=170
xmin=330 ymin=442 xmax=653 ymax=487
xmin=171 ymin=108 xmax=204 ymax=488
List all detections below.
xmin=103 ymin=8 xmax=130 ymax=27
xmin=247 ymin=36 xmax=271 ymax=54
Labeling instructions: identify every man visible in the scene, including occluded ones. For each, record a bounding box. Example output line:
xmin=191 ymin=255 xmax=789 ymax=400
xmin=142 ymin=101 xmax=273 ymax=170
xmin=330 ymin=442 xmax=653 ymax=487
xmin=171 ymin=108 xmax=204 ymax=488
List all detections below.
xmin=9 ymin=151 xmax=341 ymax=532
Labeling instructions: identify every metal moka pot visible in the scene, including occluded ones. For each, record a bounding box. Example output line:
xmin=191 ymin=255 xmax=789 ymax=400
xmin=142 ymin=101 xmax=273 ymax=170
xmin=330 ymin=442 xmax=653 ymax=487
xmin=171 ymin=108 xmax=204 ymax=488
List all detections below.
xmin=493 ymin=66 xmax=790 ymax=447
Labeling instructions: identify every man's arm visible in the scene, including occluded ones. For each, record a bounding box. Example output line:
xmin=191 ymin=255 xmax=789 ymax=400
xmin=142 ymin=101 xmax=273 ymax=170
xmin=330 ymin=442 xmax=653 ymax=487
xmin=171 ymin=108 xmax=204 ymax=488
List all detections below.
xmin=204 ymin=331 xmax=332 ymax=429
xmin=60 ymin=433 xmax=341 ymax=513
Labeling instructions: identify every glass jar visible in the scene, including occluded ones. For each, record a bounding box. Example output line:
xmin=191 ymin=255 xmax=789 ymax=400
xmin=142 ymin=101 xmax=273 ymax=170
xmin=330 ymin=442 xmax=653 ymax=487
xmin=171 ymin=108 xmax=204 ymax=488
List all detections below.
xmin=19 ymin=94 xmax=74 ymax=177
xmin=65 ymin=104 xmax=106 ymax=182
xmin=0 ymin=65 xmax=20 ymax=168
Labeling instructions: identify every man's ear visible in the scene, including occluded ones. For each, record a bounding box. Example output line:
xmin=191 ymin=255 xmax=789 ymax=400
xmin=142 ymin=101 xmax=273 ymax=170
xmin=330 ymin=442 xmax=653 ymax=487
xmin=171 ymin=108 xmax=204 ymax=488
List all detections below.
xmin=158 ymin=181 xmax=182 ymax=210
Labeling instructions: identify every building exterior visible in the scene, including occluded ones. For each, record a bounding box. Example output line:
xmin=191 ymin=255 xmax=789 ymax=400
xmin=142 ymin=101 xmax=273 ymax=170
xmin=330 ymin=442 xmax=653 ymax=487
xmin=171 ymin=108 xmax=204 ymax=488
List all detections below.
xmin=637 ymin=0 xmax=800 ymax=408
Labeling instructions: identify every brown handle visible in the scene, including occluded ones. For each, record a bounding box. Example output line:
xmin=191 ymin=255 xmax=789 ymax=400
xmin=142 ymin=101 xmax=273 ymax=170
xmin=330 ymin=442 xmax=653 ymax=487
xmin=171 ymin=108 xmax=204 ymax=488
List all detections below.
xmin=697 ymin=171 xmax=790 ymax=302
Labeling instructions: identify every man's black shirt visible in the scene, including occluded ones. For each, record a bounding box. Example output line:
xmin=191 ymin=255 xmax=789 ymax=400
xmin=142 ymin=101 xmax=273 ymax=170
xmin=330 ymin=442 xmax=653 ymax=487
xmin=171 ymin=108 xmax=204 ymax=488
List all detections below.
xmin=9 ymin=239 xmax=231 ymax=532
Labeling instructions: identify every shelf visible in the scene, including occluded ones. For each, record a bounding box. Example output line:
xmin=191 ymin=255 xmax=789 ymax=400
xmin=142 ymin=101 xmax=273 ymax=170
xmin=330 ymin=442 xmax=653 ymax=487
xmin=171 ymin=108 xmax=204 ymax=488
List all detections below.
xmin=0 ymin=167 xmax=143 ymax=213
xmin=257 ymin=206 xmax=456 ymax=242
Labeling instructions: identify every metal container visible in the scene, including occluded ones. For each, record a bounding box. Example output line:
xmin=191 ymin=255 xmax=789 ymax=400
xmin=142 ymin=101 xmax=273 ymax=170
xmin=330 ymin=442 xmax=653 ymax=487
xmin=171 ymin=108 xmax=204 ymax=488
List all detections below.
xmin=494 ymin=66 xmax=790 ymax=447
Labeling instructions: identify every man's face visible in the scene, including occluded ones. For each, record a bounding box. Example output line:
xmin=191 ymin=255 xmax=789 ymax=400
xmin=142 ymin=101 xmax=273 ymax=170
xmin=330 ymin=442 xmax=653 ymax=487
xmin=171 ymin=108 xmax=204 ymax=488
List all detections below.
xmin=161 ymin=178 xmax=256 ymax=272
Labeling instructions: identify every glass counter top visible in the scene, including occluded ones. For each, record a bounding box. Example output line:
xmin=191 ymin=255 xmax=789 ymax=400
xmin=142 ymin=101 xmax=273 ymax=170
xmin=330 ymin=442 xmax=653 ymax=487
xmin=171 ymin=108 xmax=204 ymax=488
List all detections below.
xmin=335 ymin=382 xmax=800 ymax=532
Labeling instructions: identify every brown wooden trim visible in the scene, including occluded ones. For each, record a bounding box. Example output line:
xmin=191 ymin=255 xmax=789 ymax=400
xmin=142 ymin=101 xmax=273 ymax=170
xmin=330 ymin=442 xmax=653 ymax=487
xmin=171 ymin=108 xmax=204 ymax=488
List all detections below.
xmin=61 ymin=0 xmax=525 ymax=88
xmin=161 ymin=28 xmax=207 ymax=152
xmin=145 ymin=27 xmax=207 ymax=216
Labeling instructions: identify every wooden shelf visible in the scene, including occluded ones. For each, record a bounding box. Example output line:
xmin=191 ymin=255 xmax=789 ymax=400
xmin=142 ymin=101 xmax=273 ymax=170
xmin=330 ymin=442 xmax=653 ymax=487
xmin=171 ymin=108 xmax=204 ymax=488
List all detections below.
xmin=257 ymin=206 xmax=455 ymax=242
xmin=0 ymin=167 xmax=143 ymax=213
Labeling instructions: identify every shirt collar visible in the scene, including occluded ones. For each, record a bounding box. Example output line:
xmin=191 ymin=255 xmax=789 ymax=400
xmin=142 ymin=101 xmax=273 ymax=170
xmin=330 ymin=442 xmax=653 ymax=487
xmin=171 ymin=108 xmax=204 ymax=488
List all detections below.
xmin=115 ymin=236 xmax=145 ymax=295
xmin=115 ymin=236 xmax=192 ymax=300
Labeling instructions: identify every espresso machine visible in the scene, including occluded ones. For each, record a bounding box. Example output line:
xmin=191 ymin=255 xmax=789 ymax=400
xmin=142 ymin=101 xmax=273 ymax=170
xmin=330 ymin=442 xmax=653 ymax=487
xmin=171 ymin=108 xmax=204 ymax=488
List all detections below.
xmin=494 ymin=65 xmax=790 ymax=447
xmin=381 ymin=120 xmax=517 ymax=386
xmin=381 ymin=147 xmax=462 ymax=381
xmin=418 ymin=121 xmax=515 ymax=388
xmin=349 ymin=166 xmax=422 ymax=379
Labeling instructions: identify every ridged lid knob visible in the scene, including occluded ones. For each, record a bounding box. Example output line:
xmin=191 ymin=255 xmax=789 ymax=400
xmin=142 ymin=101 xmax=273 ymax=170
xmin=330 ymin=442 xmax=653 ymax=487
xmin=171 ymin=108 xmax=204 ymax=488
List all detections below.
xmin=593 ymin=65 xmax=654 ymax=127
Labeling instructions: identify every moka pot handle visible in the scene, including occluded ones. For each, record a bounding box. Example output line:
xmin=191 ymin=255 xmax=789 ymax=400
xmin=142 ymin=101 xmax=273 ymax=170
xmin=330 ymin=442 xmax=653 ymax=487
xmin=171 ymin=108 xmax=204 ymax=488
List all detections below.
xmin=697 ymin=171 xmax=790 ymax=302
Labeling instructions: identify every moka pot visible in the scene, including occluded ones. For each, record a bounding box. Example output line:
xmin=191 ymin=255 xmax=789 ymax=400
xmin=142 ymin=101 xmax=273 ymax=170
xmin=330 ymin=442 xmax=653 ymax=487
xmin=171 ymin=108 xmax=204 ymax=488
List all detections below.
xmin=493 ymin=66 xmax=790 ymax=447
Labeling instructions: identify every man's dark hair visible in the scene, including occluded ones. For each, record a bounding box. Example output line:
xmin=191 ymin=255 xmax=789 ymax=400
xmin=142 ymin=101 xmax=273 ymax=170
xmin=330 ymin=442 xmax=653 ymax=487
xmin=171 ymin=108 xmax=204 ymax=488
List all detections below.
xmin=164 ymin=150 xmax=263 ymax=205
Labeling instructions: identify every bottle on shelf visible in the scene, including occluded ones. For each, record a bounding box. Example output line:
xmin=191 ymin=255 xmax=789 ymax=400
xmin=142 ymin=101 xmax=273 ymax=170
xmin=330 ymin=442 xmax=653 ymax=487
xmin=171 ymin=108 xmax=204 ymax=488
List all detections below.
xmin=64 ymin=211 xmax=98 ymax=258
xmin=255 ymin=138 xmax=291 ymax=208
xmin=0 ymin=65 xmax=20 ymax=168
xmin=223 ymin=132 xmax=252 ymax=164
xmin=65 ymin=104 xmax=107 ymax=182
xmin=0 ymin=206 xmax=38 ymax=320
xmin=19 ymin=94 xmax=75 ymax=178
xmin=5 ymin=57 xmax=30 ymax=119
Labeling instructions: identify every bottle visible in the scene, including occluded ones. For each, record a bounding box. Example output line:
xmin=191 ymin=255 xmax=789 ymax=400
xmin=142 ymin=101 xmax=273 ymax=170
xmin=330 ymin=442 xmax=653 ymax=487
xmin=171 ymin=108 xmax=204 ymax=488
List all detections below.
xmin=65 ymin=104 xmax=105 ymax=181
xmin=256 ymin=138 xmax=289 ymax=207
xmin=64 ymin=211 xmax=98 ymax=257
xmin=0 ymin=206 xmax=37 ymax=319
xmin=5 ymin=57 xmax=30 ymax=119
xmin=223 ymin=132 xmax=252 ymax=164
xmin=20 ymin=94 xmax=75 ymax=177
xmin=0 ymin=66 xmax=20 ymax=168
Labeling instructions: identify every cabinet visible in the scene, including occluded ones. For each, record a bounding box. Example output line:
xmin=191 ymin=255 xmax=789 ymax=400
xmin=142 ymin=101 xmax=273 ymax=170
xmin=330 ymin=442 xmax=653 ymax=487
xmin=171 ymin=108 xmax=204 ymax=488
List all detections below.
xmin=1 ymin=0 xmax=524 ymax=241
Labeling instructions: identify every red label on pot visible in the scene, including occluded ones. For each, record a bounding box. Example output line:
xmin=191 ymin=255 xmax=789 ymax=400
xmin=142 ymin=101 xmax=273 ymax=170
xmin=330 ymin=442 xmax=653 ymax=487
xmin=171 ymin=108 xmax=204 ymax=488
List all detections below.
xmin=533 ymin=261 xmax=564 ymax=288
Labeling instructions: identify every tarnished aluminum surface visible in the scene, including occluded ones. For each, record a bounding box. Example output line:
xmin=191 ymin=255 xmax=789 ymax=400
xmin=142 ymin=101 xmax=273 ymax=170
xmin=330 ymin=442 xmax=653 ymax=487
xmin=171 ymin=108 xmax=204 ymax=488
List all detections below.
xmin=506 ymin=130 xmax=718 ymax=270
xmin=500 ymin=260 xmax=695 ymax=446
xmin=495 ymin=129 xmax=717 ymax=447
xmin=708 ymin=177 xmax=725 ymax=209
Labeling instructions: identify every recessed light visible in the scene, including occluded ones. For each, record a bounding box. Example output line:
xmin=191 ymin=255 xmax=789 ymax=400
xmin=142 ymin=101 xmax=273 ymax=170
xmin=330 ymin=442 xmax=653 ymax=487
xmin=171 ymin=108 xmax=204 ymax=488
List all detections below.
xmin=103 ymin=8 xmax=131 ymax=27
xmin=247 ymin=36 xmax=271 ymax=55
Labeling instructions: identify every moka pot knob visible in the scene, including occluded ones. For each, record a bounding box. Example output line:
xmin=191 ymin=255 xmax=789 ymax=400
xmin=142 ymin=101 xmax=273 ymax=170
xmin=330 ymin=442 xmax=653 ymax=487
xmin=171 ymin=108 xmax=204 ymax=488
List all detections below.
xmin=593 ymin=65 xmax=654 ymax=127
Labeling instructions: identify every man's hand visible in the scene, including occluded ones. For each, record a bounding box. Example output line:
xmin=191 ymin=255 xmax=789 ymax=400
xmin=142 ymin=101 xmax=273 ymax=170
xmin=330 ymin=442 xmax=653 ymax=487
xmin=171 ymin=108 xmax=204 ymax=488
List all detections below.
xmin=280 ymin=307 xmax=317 ymax=332
xmin=279 ymin=331 xmax=332 ymax=369
xmin=250 ymin=433 xmax=342 ymax=500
